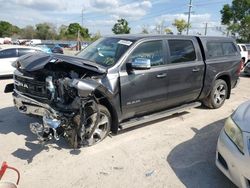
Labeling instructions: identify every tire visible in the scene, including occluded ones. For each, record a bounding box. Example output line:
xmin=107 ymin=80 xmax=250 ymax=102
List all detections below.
xmin=87 ymin=104 xmax=111 ymax=145
xmin=203 ymin=79 xmax=228 ymax=109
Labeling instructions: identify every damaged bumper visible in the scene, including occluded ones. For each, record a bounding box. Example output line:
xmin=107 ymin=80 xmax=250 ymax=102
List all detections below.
xmin=13 ymin=90 xmax=60 ymax=118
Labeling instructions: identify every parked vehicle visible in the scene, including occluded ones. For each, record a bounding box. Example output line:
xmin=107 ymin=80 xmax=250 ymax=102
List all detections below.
xmin=243 ymin=62 xmax=250 ymax=76
xmin=246 ymin=44 xmax=250 ymax=62
xmin=35 ymin=43 xmax=63 ymax=54
xmin=238 ymin=44 xmax=249 ymax=65
xmin=0 ymin=46 xmax=42 ymax=76
xmin=5 ymin=35 xmax=241 ymax=148
xmin=216 ymin=100 xmax=250 ymax=188
xmin=29 ymin=39 xmax=42 ymax=45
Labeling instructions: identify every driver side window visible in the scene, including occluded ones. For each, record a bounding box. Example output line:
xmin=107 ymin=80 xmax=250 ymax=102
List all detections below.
xmin=128 ymin=40 xmax=164 ymax=67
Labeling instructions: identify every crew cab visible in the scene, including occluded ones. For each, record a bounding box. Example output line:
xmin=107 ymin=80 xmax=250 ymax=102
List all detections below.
xmin=5 ymin=35 xmax=241 ymax=148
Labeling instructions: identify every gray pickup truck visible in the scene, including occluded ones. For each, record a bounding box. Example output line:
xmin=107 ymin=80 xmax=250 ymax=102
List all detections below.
xmin=5 ymin=35 xmax=241 ymax=148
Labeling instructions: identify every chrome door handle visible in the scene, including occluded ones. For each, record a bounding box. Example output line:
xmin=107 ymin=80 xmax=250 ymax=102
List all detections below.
xmin=156 ymin=73 xmax=167 ymax=78
xmin=192 ymin=68 xmax=200 ymax=72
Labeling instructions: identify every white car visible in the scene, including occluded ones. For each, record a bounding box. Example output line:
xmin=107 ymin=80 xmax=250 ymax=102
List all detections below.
xmin=0 ymin=46 xmax=42 ymax=76
xmin=238 ymin=44 xmax=249 ymax=65
xmin=216 ymin=100 xmax=250 ymax=188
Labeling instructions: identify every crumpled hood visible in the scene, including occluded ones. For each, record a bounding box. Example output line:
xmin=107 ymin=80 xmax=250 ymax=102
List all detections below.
xmin=232 ymin=100 xmax=250 ymax=132
xmin=16 ymin=52 xmax=106 ymax=74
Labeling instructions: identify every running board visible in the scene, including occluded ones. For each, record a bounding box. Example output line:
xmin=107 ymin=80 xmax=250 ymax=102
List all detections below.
xmin=119 ymin=102 xmax=201 ymax=130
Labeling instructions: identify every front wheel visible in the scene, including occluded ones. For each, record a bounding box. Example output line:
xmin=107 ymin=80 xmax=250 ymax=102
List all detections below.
xmin=203 ymin=79 xmax=228 ymax=109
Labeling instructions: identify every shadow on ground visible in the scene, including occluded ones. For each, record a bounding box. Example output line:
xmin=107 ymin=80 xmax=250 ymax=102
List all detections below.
xmin=167 ymin=118 xmax=236 ymax=188
xmin=0 ymin=107 xmax=70 ymax=163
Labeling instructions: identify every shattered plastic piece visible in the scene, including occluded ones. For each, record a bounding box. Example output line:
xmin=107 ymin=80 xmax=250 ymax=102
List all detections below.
xmin=145 ymin=170 xmax=155 ymax=177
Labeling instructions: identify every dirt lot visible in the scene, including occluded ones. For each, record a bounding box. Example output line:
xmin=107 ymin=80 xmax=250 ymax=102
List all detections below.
xmin=0 ymin=75 xmax=249 ymax=188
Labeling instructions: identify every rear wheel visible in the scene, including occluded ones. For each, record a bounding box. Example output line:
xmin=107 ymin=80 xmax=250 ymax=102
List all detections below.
xmin=203 ymin=79 xmax=228 ymax=109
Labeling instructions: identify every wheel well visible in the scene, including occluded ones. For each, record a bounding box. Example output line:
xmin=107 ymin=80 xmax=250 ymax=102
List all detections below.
xmin=216 ymin=75 xmax=231 ymax=99
xmin=94 ymin=91 xmax=119 ymax=134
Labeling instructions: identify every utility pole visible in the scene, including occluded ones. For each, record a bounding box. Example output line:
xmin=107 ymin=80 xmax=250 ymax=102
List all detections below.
xmin=186 ymin=0 xmax=192 ymax=35
xmin=81 ymin=8 xmax=84 ymax=28
xmin=204 ymin=22 xmax=208 ymax=35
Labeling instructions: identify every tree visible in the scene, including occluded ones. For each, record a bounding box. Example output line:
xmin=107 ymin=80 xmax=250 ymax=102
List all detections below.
xmin=35 ymin=23 xmax=57 ymax=40
xmin=91 ymin=31 xmax=101 ymax=41
xmin=0 ymin=21 xmax=20 ymax=37
xmin=58 ymin=24 xmax=68 ymax=39
xmin=220 ymin=0 xmax=250 ymax=42
xmin=164 ymin=28 xmax=173 ymax=34
xmin=20 ymin=25 xmax=36 ymax=39
xmin=112 ymin=18 xmax=130 ymax=34
xmin=172 ymin=19 xmax=190 ymax=35
xmin=66 ymin=23 xmax=90 ymax=39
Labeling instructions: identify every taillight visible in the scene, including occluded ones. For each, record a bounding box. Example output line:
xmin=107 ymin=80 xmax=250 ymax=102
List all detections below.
xmin=237 ymin=60 xmax=244 ymax=75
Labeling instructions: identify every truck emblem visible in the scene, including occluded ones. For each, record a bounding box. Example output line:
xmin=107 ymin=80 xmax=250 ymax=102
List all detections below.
xmin=14 ymin=80 xmax=28 ymax=88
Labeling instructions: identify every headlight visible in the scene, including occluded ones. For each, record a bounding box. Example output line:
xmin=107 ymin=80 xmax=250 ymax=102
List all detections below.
xmin=11 ymin=60 xmax=20 ymax=68
xmin=224 ymin=117 xmax=244 ymax=154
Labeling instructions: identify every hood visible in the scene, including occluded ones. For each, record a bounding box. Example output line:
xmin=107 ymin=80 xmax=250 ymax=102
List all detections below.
xmin=16 ymin=52 xmax=106 ymax=74
xmin=232 ymin=100 xmax=250 ymax=132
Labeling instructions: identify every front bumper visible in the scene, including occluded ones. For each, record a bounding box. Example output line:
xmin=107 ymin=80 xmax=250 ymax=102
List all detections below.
xmin=13 ymin=90 xmax=60 ymax=118
xmin=216 ymin=130 xmax=250 ymax=188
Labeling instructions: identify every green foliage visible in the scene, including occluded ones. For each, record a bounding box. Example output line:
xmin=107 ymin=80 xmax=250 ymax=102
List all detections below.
xmin=20 ymin=25 xmax=36 ymax=39
xmin=0 ymin=21 xmax=20 ymax=37
xmin=172 ymin=19 xmax=190 ymax=35
xmin=66 ymin=23 xmax=90 ymax=39
xmin=220 ymin=0 xmax=250 ymax=42
xmin=165 ymin=28 xmax=173 ymax=34
xmin=91 ymin=31 xmax=101 ymax=41
xmin=35 ymin=23 xmax=57 ymax=40
xmin=0 ymin=21 xmax=91 ymax=41
xmin=112 ymin=18 xmax=130 ymax=34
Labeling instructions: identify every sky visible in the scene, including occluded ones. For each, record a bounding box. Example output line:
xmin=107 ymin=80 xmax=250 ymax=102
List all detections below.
xmin=0 ymin=0 xmax=232 ymax=36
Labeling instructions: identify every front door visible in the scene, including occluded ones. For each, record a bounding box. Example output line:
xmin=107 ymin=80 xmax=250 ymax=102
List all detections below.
xmin=119 ymin=40 xmax=169 ymax=119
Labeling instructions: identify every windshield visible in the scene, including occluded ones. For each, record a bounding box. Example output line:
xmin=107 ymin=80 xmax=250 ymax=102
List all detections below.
xmin=77 ymin=37 xmax=134 ymax=67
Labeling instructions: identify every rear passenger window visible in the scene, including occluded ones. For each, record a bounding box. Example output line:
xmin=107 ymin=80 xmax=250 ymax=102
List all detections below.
xmin=0 ymin=49 xmax=17 ymax=58
xmin=222 ymin=43 xmax=237 ymax=56
xmin=129 ymin=40 xmax=164 ymax=67
xmin=207 ymin=42 xmax=223 ymax=58
xmin=168 ymin=40 xmax=196 ymax=64
xmin=207 ymin=42 xmax=238 ymax=58
xmin=242 ymin=45 xmax=247 ymax=51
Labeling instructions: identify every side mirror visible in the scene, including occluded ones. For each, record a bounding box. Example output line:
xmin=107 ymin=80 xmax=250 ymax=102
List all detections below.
xmin=131 ymin=58 xmax=151 ymax=70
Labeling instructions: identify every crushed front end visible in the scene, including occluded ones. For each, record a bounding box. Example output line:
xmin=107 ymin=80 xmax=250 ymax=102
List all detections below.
xmin=9 ymin=53 xmax=109 ymax=148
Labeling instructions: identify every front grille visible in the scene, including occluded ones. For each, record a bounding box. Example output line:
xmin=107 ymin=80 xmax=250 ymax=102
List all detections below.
xmin=14 ymin=74 xmax=47 ymax=99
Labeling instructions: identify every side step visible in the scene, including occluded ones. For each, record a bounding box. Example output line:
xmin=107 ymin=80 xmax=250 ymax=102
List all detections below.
xmin=119 ymin=102 xmax=201 ymax=130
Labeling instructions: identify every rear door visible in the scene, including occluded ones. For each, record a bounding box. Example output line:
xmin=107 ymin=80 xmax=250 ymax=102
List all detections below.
xmin=165 ymin=39 xmax=205 ymax=107
xmin=119 ymin=40 xmax=169 ymax=118
xmin=0 ymin=48 xmax=18 ymax=75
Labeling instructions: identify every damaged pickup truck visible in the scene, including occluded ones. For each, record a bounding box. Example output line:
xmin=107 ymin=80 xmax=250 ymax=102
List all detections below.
xmin=5 ymin=35 xmax=241 ymax=148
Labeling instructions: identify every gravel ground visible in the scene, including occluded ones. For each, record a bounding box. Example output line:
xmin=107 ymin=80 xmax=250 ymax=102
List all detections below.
xmin=0 ymin=75 xmax=249 ymax=188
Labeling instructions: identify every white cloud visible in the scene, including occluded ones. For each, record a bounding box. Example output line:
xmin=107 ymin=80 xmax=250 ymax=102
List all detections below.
xmin=91 ymin=0 xmax=119 ymax=9
xmin=152 ymin=13 xmax=226 ymax=36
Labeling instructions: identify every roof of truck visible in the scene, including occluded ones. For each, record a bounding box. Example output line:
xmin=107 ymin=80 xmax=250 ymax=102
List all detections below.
xmin=104 ymin=34 xmax=234 ymax=41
